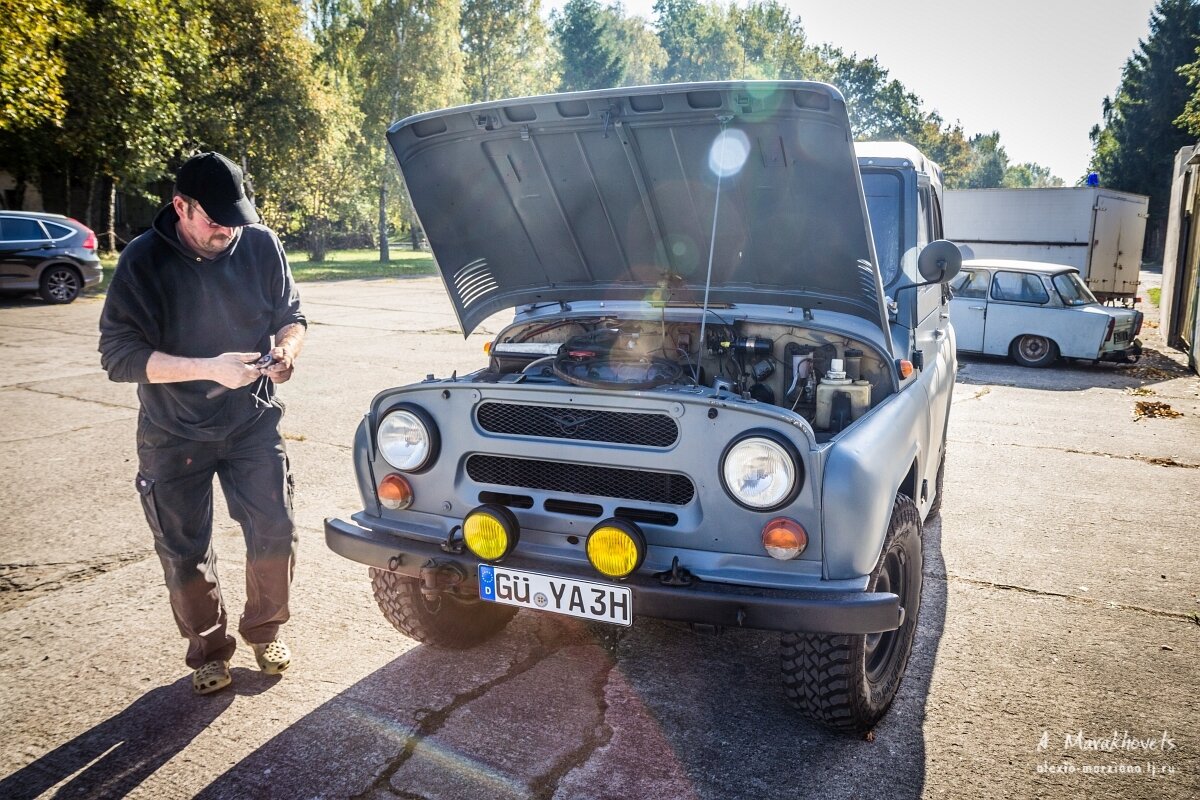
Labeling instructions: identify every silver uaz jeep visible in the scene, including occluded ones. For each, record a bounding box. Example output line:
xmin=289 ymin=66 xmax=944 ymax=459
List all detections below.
xmin=325 ymin=81 xmax=961 ymax=732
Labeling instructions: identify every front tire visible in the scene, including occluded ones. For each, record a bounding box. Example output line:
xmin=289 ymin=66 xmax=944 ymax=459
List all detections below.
xmin=39 ymin=265 xmax=82 ymax=304
xmin=1010 ymin=334 xmax=1058 ymax=368
xmin=370 ymin=567 xmax=516 ymax=649
xmin=781 ymin=495 xmax=923 ymax=732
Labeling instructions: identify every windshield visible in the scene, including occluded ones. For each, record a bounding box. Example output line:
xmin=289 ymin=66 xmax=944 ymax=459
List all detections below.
xmin=861 ymin=172 xmax=901 ymax=285
xmin=1052 ymin=272 xmax=1097 ymax=306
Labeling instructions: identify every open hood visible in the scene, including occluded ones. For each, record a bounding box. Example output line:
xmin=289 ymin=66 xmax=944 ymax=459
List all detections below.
xmin=388 ymin=81 xmax=888 ymax=338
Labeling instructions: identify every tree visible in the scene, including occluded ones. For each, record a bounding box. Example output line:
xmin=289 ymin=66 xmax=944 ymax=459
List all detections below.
xmin=1177 ymin=44 xmax=1200 ymax=134
xmin=186 ymin=0 xmax=332 ymax=221
xmin=654 ymin=0 xmax=743 ymax=82
xmin=553 ymin=0 xmax=625 ymax=90
xmin=608 ymin=10 xmax=665 ymax=86
xmin=55 ymin=0 xmax=207 ymax=248
xmin=0 ymin=0 xmax=80 ymax=133
xmin=812 ymin=48 xmax=925 ymax=140
xmin=960 ymin=132 xmax=1008 ymax=188
xmin=358 ymin=0 xmax=463 ymax=261
xmin=462 ymin=0 xmax=557 ymax=102
xmin=1002 ymin=162 xmax=1064 ymax=188
xmin=732 ymin=0 xmax=817 ymax=80
xmin=1089 ymin=0 xmax=1200 ymax=252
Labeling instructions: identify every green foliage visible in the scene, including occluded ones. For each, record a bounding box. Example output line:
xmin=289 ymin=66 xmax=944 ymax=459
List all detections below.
xmin=0 ymin=0 xmax=1072 ymax=266
xmin=61 ymin=0 xmax=201 ymax=188
xmin=653 ymin=0 xmax=743 ymax=82
xmin=1002 ymin=162 xmax=1064 ymax=188
xmin=187 ymin=0 xmax=329 ymax=213
xmin=608 ymin=10 xmax=665 ymax=86
xmin=814 ymin=48 xmax=925 ymax=140
xmin=288 ymin=248 xmax=436 ymax=280
xmin=553 ymin=0 xmax=625 ymax=90
xmin=0 ymin=0 xmax=81 ymax=132
xmin=1177 ymin=47 xmax=1200 ymax=135
xmin=462 ymin=0 xmax=558 ymax=101
xmin=960 ymin=132 xmax=1007 ymax=188
xmin=359 ymin=0 xmax=464 ymax=258
xmin=1090 ymin=0 xmax=1200 ymax=220
xmin=733 ymin=1 xmax=816 ymax=80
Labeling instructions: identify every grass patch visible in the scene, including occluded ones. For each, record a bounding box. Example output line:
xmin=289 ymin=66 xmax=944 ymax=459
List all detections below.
xmin=1147 ymin=287 xmax=1161 ymax=306
xmin=289 ymin=248 xmax=436 ymax=282
xmin=97 ymin=247 xmax=437 ymax=287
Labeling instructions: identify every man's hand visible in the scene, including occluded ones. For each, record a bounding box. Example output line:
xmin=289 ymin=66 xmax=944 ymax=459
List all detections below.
xmin=209 ymin=352 xmax=267 ymax=389
xmin=264 ymin=322 xmax=305 ymax=384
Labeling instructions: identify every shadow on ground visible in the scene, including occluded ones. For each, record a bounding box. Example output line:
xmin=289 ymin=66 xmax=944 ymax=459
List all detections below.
xmin=189 ymin=518 xmax=950 ymax=800
xmin=955 ymin=348 xmax=1186 ymax=393
xmin=0 ymin=670 xmax=278 ymax=800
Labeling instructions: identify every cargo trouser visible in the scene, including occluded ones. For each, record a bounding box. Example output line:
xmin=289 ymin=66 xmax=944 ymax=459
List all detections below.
xmin=135 ymin=404 xmax=297 ymax=668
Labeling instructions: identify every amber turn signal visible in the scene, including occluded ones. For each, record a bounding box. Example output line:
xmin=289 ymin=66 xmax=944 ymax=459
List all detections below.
xmin=761 ymin=517 xmax=807 ymax=560
xmin=898 ymin=359 xmax=914 ymax=379
xmin=378 ymin=474 xmax=413 ymax=510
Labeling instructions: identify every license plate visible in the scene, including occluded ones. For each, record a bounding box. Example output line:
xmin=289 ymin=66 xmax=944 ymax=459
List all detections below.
xmin=1114 ymin=329 xmax=1130 ymax=342
xmin=478 ymin=564 xmax=632 ymax=627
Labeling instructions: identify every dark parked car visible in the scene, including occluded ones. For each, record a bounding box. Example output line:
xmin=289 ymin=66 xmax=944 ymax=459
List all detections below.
xmin=0 ymin=211 xmax=103 ymax=303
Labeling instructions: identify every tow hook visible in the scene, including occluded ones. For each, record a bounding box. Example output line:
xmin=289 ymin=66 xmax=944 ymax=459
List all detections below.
xmin=656 ymin=556 xmax=694 ymax=587
xmin=419 ymin=558 xmax=467 ymax=601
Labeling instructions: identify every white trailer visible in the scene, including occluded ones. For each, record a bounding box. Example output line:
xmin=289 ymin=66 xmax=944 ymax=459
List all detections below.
xmin=943 ymin=187 xmax=1149 ymax=303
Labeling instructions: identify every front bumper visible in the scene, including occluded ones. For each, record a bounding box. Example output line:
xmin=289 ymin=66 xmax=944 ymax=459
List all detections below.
xmin=325 ymin=516 xmax=902 ymax=635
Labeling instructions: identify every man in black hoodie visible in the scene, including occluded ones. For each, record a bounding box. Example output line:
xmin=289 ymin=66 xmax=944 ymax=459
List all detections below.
xmin=99 ymin=152 xmax=306 ymax=695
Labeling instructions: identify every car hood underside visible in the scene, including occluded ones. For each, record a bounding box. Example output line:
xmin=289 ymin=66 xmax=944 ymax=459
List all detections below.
xmin=388 ymin=81 xmax=888 ymax=336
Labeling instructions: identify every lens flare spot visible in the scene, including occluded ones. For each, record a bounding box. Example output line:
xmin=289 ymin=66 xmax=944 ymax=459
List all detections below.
xmin=708 ymin=129 xmax=751 ymax=178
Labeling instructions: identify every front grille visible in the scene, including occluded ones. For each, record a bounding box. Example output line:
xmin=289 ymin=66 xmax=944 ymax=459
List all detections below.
xmin=476 ymin=401 xmax=678 ymax=447
xmin=466 ymin=455 xmax=695 ymax=506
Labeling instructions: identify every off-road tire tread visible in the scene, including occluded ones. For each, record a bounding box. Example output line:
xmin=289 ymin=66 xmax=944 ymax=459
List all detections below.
xmin=369 ymin=567 xmax=515 ymax=649
xmin=781 ymin=495 xmax=922 ymax=732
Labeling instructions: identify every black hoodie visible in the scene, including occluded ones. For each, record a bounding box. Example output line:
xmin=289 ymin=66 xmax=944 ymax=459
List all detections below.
xmin=98 ymin=203 xmax=306 ymax=441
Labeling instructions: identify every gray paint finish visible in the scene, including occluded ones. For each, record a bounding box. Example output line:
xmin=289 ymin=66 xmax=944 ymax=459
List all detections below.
xmin=387 ymin=82 xmax=888 ymax=336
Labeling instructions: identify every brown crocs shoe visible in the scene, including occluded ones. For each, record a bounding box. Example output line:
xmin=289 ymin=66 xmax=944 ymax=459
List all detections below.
xmin=250 ymin=640 xmax=291 ymax=675
xmin=193 ymin=660 xmax=231 ymax=695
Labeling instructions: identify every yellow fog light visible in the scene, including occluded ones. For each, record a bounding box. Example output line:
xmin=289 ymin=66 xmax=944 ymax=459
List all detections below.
xmin=586 ymin=519 xmax=646 ymax=579
xmin=462 ymin=504 xmax=519 ymax=562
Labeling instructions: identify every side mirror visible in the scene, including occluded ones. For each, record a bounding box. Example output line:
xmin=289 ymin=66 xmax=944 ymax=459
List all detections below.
xmin=917 ymin=240 xmax=963 ymax=284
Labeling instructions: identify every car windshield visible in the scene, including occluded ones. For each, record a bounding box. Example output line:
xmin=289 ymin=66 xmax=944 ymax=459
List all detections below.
xmin=861 ymin=172 xmax=901 ymax=285
xmin=1052 ymin=272 xmax=1097 ymax=306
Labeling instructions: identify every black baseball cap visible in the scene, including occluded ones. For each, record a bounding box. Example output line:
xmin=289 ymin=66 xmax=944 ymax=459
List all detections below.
xmin=175 ymin=152 xmax=259 ymax=227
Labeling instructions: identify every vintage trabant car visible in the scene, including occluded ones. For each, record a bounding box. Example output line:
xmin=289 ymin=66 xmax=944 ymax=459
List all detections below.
xmin=948 ymin=259 xmax=1142 ymax=367
xmin=325 ymin=82 xmax=961 ymax=732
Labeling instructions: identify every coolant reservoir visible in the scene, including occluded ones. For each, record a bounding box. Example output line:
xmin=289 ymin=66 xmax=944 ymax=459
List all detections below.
xmin=815 ymin=359 xmax=872 ymax=431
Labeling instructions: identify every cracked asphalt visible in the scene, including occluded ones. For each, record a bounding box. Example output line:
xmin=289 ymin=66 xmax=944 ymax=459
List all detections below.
xmin=1 ymin=270 xmax=1197 ymax=799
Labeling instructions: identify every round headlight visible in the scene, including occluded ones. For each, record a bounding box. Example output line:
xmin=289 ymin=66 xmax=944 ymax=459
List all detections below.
xmin=721 ymin=435 xmax=799 ymax=510
xmin=377 ymin=408 xmax=436 ymax=471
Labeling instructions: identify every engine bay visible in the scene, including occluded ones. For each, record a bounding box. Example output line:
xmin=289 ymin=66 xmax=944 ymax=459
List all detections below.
xmin=479 ymin=316 xmax=891 ymax=433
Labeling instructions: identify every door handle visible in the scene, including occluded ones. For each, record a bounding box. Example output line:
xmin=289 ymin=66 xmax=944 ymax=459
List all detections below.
xmin=969 ymin=306 xmax=985 ymax=311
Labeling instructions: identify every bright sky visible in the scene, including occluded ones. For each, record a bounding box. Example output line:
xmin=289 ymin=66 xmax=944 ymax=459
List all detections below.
xmin=543 ymin=0 xmax=1160 ymax=181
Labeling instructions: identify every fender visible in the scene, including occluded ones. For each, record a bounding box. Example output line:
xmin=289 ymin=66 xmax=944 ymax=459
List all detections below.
xmin=821 ymin=384 xmax=929 ymax=579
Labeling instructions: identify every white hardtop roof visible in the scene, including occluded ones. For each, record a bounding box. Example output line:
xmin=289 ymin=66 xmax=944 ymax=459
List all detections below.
xmin=963 ymin=258 xmax=1079 ymax=275
xmin=854 ymin=141 xmax=942 ymax=183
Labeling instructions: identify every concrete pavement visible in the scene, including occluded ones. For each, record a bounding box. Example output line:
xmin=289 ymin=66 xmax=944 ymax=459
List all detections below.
xmin=0 ymin=274 xmax=1196 ymax=799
